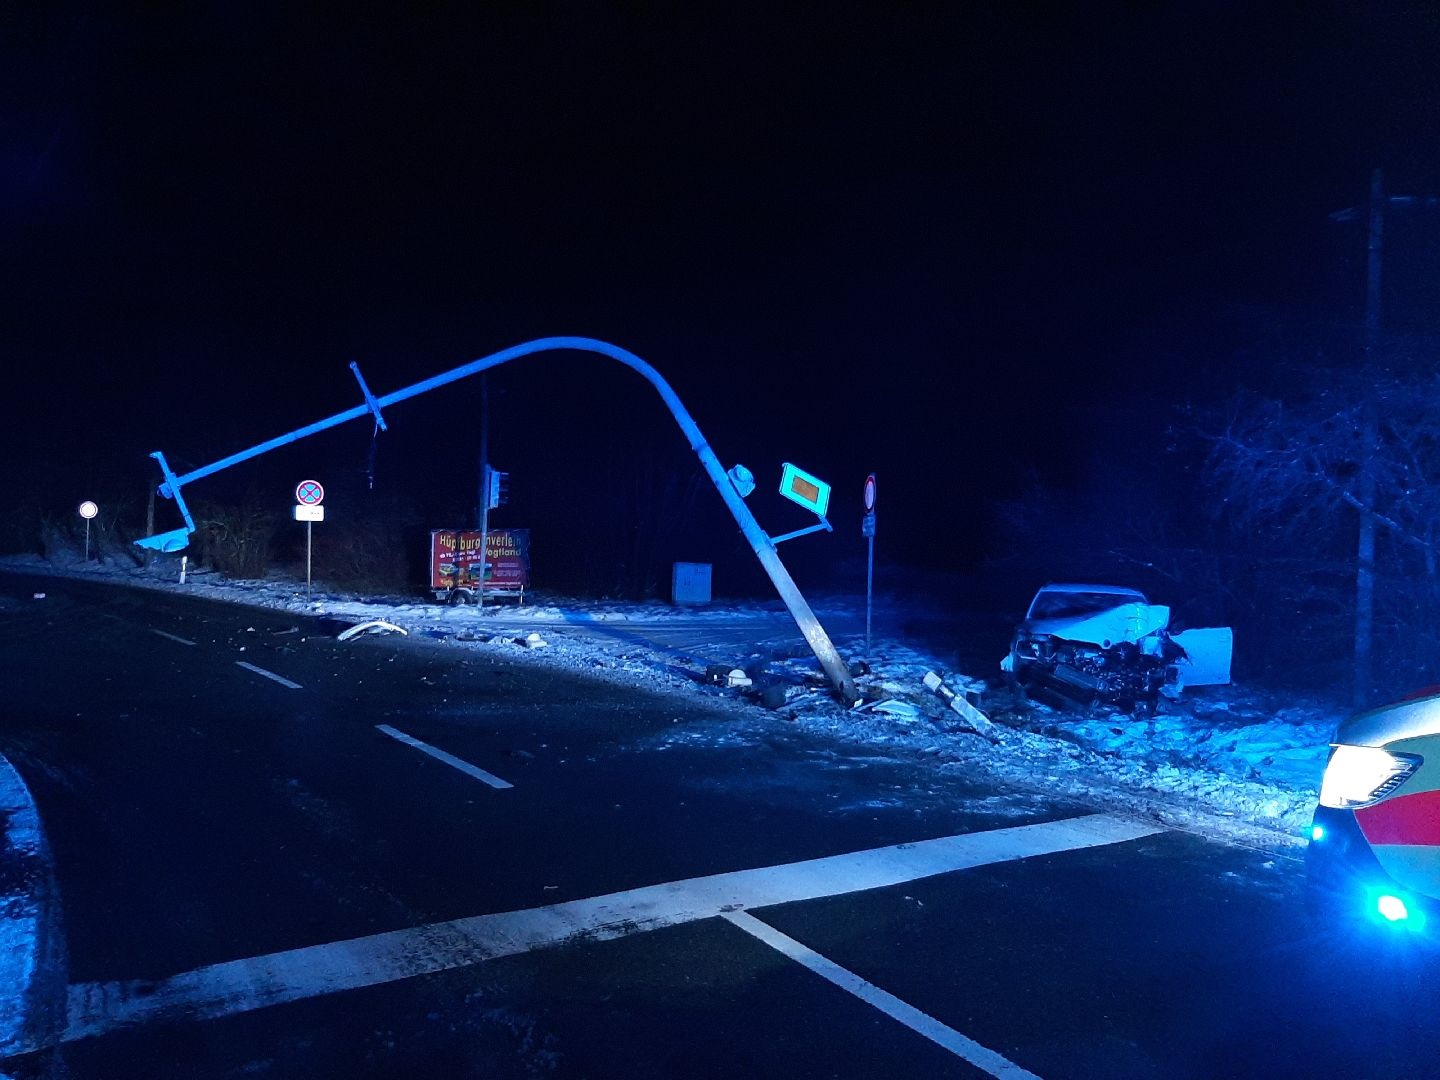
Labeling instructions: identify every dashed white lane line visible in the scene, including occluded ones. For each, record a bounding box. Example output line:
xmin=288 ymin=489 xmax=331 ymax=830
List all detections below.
xmin=723 ymin=909 xmax=1042 ymax=1079
xmin=51 ymin=813 xmax=1162 ymax=1050
xmin=375 ymin=724 xmax=514 ymax=790
xmin=149 ymin=629 xmax=196 ymax=646
xmin=234 ymin=661 xmax=302 ymax=689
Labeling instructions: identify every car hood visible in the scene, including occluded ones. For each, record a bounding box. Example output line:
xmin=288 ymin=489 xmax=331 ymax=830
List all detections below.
xmin=1337 ymin=693 xmax=1440 ymax=747
xmin=1020 ymin=602 xmax=1171 ymax=648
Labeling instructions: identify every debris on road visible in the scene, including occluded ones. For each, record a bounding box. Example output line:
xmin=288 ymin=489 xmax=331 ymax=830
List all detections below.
xmin=755 ymin=683 xmax=788 ymax=709
xmin=867 ymin=699 xmax=923 ymax=723
xmin=337 ymin=620 xmax=409 ymax=641
xmin=517 ymin=631 xmax=548 ymax=648
xmin=704 ymin=664 xmax=753 ymax=688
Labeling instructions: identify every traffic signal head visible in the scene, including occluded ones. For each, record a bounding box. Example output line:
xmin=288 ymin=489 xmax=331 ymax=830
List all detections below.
xmin=487 ymin=468 xmax=510 ymax=509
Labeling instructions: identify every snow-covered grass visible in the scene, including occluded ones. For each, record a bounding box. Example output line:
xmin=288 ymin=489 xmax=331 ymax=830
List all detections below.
xmin=0 ymin=551 xmax=1343 ymax=853
xmin=0 ymin=749 xmax=48 ymax=1056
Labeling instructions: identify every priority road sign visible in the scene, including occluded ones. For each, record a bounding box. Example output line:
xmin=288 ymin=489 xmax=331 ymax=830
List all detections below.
xmin=778 ymin=462 xmax=831 ymax=517
xmin=296 ymin=480 xmax=325 ymax=506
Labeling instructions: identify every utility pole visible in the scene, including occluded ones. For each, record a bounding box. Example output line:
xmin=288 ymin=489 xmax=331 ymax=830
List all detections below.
xmin=1331 ymin=168 xmax=1440 ymax=705
xmin=1354 ymin=167 xmax=1383 ymax=707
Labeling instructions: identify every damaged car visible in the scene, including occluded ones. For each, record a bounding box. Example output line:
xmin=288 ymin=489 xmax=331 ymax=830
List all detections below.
xmin=1000 ymin=583 xmax=1232 ymax=715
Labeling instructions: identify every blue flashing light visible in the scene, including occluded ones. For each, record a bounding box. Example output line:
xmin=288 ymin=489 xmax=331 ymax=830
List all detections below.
xmin=1363 ymin=886 xmax=1426 ymax=931
xmin=1311 ymin=824 xmax=1325 ymax=842
xmin=1377 ymin=894 xmax=1410 ymax=922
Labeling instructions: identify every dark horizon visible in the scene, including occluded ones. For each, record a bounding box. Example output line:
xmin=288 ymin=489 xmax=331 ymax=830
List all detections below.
xmin=6 ymin=4 xmax=1440 ymax=585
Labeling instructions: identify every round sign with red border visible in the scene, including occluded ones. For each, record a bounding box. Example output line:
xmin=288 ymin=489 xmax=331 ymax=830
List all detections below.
xmin=863 ymin=473 xmax=877 ymax=511
xmin=78 ymin=500 xmax=98 ymax=520
xmin=295 ymin=480 xmax=325 ymax=506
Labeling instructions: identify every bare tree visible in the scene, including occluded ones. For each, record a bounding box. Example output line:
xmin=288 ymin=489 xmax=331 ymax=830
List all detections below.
xmin=1205 ymin=371 xmax=1440 ymax=700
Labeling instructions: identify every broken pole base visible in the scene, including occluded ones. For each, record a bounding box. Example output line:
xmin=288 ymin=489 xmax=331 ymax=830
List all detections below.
xmin=923 ymin=671 xmax=999 ymax=738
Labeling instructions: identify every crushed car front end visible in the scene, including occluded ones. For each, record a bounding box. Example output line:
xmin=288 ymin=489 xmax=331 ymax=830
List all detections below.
xmin=1005 ymin=584 xmax=1174 ymax=714
xmin=1003 ymin=583 xmax=1231 ymax=714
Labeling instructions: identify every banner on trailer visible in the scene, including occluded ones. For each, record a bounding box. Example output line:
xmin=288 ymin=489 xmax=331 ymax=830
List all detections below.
xmin=430 ymin=529 xmax=530 ymax=591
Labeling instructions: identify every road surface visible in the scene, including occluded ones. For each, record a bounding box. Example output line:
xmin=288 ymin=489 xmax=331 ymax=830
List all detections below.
xmin=2 ymin=572 xmax=1438 ymax=1079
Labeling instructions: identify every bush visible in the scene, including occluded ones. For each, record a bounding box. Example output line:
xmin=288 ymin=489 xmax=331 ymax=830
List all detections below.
xmin=308 ymin=516 xmax=417 ymax=594
xmin=193 ymin=500 xmax=277 ymax=579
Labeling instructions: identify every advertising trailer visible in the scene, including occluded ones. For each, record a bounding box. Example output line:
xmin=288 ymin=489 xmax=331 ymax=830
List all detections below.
xmin=430 ymin=528 xmax=530 ymax=603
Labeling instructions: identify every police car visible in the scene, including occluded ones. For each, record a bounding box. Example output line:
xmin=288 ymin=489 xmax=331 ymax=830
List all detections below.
xmin=1309 ymin=689 xmax=1440 ymax=931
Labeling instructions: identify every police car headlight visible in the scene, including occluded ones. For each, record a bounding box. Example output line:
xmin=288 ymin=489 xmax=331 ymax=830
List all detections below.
xmin=1319 ymin=745 xmax=1422 ymax=809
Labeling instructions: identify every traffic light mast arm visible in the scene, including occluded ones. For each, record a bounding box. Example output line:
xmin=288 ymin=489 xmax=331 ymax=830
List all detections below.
xmin=139 ymin=337 xmax=859 ymax=704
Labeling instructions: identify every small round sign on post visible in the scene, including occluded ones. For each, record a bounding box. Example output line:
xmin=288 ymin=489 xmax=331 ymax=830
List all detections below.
xmin=79 ymin=500 xmax=98 ymax=561
xmin=295 ymin=480 xmax=325 ymax=506
xmin=863 ymin=474 xmax=876 ymax=512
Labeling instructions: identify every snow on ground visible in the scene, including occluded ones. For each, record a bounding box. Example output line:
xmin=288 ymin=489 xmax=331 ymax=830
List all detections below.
xmin=0 ymin=552 xmax=1345 ymax=851
xmin=0 ymin=748 xmax=49 ymax=1057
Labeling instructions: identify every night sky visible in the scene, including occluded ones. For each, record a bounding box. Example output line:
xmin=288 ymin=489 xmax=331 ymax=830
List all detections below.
xmin=5 ymin=4 xmax=1440 ymax=589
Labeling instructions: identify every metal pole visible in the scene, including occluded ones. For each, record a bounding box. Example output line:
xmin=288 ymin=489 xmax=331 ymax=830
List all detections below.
xmin=84 ymin=519 xmax=91 ymax=562
xmin=142 ymin=337 xmax=859 ymax=703
xmin=866 ymin=531 xmax=874 ymax=655
xmin=306 ymin=519 xmax=313 ymax=601
xmin=478 ymin=376 xmax=490 ymax=609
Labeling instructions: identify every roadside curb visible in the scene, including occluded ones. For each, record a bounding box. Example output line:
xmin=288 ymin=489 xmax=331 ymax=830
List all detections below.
xmin=0 ymin=751 xmax=64 ymax=1060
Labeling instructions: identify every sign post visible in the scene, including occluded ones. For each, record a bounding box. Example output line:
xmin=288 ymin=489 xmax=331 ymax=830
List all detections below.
xmin=294 ymin=480 xmax=325 ymax=600
xmin=78 ymin=500 xmax=98 ymax=561
xmin=862 ymin=474 xmax=876 ymax=654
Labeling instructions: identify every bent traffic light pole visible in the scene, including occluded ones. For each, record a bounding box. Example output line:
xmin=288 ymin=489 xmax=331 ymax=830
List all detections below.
xmin=138 ymin=337 xmax=860 ymax=704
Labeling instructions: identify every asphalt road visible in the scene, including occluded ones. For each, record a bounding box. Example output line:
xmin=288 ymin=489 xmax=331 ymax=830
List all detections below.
xmin=3 ymin=571 xmax=1440 ymax=1079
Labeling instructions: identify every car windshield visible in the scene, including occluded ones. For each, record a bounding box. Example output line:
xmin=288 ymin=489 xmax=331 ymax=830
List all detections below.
xmin=1028 ymin=590 xmax=1143 ymax=620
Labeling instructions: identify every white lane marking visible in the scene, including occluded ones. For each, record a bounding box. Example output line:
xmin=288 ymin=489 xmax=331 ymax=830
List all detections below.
xmin=723 ymin=910 xmax=1042 ymax=1079
xmin=375 ymin=724 xmax=514 ymax=790
xmin=51 ymin=814 xmax=1161 ymax=1049
xmin=234 ymin=661 xmax=302 ymax=689
xmin=149 ymin=629 xmax=196 ymax=646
